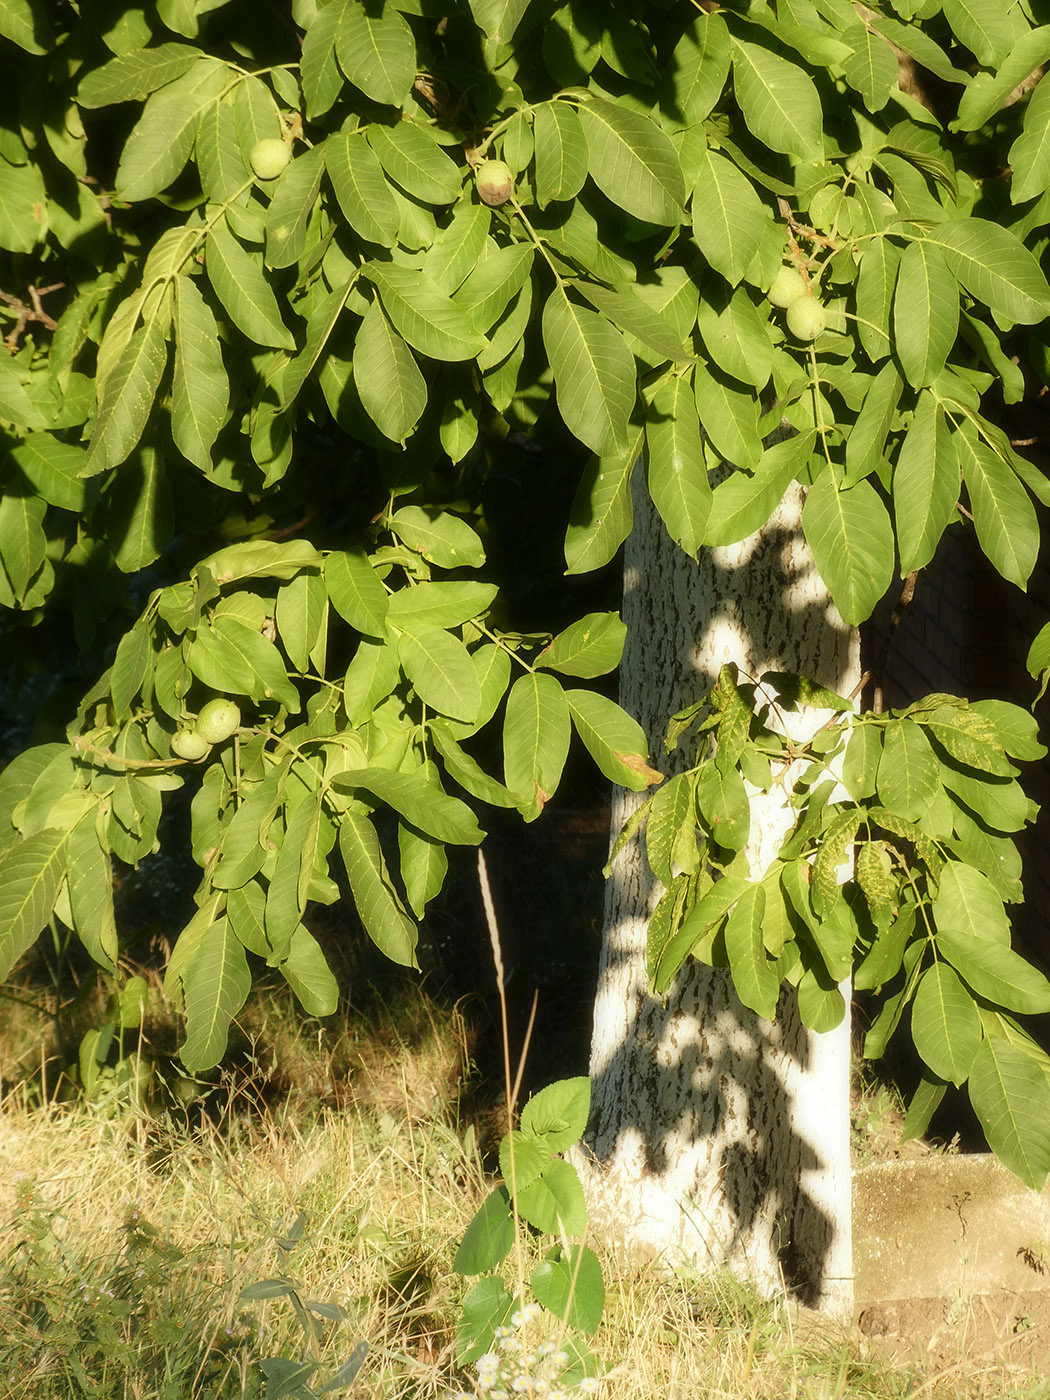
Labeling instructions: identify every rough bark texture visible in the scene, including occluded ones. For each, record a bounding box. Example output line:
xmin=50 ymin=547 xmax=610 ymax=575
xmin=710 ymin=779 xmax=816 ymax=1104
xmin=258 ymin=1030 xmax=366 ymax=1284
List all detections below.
xmin=579 ymin=478 xmax=860 ymax=1318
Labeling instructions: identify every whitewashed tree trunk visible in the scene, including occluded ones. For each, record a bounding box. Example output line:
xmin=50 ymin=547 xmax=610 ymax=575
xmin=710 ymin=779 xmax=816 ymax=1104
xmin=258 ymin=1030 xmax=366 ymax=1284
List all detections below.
xmin=578 ymin=477 xmax=860 ymax=1319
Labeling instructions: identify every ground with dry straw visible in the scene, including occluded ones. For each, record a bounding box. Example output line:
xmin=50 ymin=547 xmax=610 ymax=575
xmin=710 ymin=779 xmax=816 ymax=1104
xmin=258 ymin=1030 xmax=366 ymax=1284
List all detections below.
xmin=1 ymin=973 xmax=1049 ymax=1400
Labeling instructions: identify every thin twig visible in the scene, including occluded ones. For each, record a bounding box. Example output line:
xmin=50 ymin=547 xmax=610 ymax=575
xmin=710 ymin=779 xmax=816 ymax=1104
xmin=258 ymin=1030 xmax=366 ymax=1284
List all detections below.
xmin=1 ymin=282 xmax=65 ymax=352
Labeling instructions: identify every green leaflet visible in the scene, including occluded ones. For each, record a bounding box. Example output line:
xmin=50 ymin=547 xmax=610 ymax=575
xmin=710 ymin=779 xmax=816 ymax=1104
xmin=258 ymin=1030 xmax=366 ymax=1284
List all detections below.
xmin=534 ymin=102 xmax=588 ymax=207
xmin=893 ymin=241 xmax=959 ymax=389
xmin=467 ymin=0 xmax=531 ymax=43
xmin=968 ymin=1035 xmax=1050 ymax=1189
xmin=695 ymin=762 xmax=750 ymax=851
xmin=335 ymin=2 xmax=416 ymax=107
xmin=107 ymin=446 xmax=175 ymax=574
xmin=580 ymin=282 xmax=691 ymax=363
xmin=338 ymin=810 xmax=418 ymax=968
xmin=276 ymin=570 xmax=327 ymax=675
xmin=645 ymin=375 xmax=711 ymax=557
xmin=531 ymin=1244 xmax=604 ymax=1335
xmin=929 ymin=219 xmax=1050 ymax=325
xmin=541 ymin=293 xmax=636 ymax=456
xmin=366 ymin=122 xmax=462 ymax=204
xmin=565 ymin=688 xmax=656 ymax=790
xmin=911 ymin=961 xmax=981 ymax=1084
xmin=921 ymin=705 xmax=1016 ymax=777
xmin=454 ymin=244 xmax=534 ymax=334
xmin=876 ymin=719 xmax=939 ymax=823
xmin=436 ymin=644 xmax=512 ymax=740
xmin=646 ymin=772 xmax=696 ymax=887
xmin=454 ymin=1187 xmax=514 ymax=1277
xmin=536 ymin=612 xmax=626 ymax=679
xmin=301 ymin=0 xmax=356 ymax=117
xmin=343 ymin=639 xmax=400 ymax=726
xmin=324 ymin=548 xmax=389 ymax=638
xmin=705 ymin=431 xmax=814 ymax=546
xmin=115 ymin=60 xmax=228 ymax=201
xmin=398 ymin=821 xmax=449 ymax=919
xmin=515 ymin=1158 xmax=587 ymax=1235
xmin=843 ymin=361 xmax=901 ymax=487
xmin=841 ymin=28 xmax=898 ymax=113
xmin=83 ymin=318 xmax=169 ymax=476
xmin=366 ymin=262 xmax=487 ymax=361
xmin=954 ymin=27 xmax=1050 ymax=131
xmin=662 ymin=11 xmax=731 ymax=128
xmin=389 ymin=507 xmax=485 ymax=569
xmin=278 ymin=923 xmax=339 ymax=1017
xmin=0 ymin=493 xmax=47 ymax=603
xmin=77 ymin=42 xmax=200 ymax=104
xmin=940 ymin=0 xmax=1018 ymax=66
xmin=188 ymin=614 xmax=300 ymax=711
xmin=801 ymin=475 xmax=895 ymax=626
xmin=956 ymin=428 xmax=1038 ymax=589
xmin=196 ymin=93 xmax=250 ymax=205
xmin=1009 ymin=76 xmax=1050 ymax=203
xmin=691 ymin=148 xmax=768 ymax=286
xmin=855 ymin=237 xmax=899 ymax=363
xmin=396 ymin=622 xmax=482 ymax=723
xmin=264 ymin=145 xmax=325 ymax=269
xmin=172 ymin=275 xmax=228 ymax=470
xmin=937 ymin=926 xmax=1050 ymax=1014
xmin=933 ymin=862 xmax=1011 ymax=946
xmin=696 ymin=285 xmax=773 ymax=391
xmin=576 ymin=98 xmax=686 ymax=225
xmin=725 ymin=882 xmax=779 ymax=1019
xmin=330 ymin=765 xmax=484 ymax=846
xmin=894 ymin=393 xmax=958 ymax=573
xmin=387 ymin=580 xmax=497 ymax=629
xmin=731 ymin=39 xmax=824 ymax=161
xmin=265 ymin=797 xmax=320 ymax=959
xmin=692 ymin=361 xmax=762 ymax=469
xmin=0 ymin=828 xmax=68 ymax=981
xmin=205 ymin=219 xmax=295 ymax=350
xmin=353 ymin=297 xmax=427 ymax=445
xmin=503 ymin=672 xmax=572 ymax=820
xmin=797 ymin=966 xmax=846 ymax=1032
xmin=325 ymin=133 xmax=400 ymax=247
xmin=423 ymin=203 xmax=490 ymax=294
xmin=429 ymin=724 xmax=519 ymax=810
xmin=180 ymin=917 xmax=251 ymax=1072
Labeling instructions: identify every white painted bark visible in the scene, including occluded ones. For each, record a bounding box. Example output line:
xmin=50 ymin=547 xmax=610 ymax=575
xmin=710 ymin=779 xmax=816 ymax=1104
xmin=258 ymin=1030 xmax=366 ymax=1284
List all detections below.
xmin=578 ymin=477 xmax=860 ymax=1318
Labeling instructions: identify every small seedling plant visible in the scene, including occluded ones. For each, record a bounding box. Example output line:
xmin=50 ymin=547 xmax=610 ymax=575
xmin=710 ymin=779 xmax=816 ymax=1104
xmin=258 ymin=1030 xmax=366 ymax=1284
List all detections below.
xmin=239 ymin=1210 xmax=369 ymax=1400
xmin=453 ymin=1075 xmax=605 ymax=1396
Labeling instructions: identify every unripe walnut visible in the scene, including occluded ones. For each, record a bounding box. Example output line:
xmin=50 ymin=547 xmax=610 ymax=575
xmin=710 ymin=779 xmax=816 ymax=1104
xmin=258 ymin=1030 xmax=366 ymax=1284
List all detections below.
xmin=195 ymin=698 xmax=241 ymax=744
xmin=475 ymin=159 xmax=514 ymax=207
xmin=171 ymin=729 xmax=211 ymax=761
xmin=786 ymin=296 xmax=827 ymax=342
xmin=767 ymin=265 xmax=807 ymax=308
xmin=250 ymin=138 xmax=291 ymax=180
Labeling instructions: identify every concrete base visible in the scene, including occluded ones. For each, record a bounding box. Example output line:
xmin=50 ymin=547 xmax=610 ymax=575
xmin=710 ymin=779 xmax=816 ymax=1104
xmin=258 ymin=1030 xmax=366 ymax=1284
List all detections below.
xmin=853 ymin=1155 xmax=1050 ymax=1362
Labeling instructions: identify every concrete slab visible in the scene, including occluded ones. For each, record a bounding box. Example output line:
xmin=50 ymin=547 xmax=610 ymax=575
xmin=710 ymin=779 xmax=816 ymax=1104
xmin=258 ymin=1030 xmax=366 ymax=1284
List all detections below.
xmin=854 ymin=1155 xmax=1050 ymax=1304
xmin=852 ymin=1154 xmax=1050 ymax=1363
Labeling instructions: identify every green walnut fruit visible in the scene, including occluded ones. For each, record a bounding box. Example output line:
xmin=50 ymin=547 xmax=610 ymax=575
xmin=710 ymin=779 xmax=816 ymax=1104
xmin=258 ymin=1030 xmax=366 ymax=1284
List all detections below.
xmin=786 ymin=296 xmax=827 ymax=342
xmin=475 ymin=159 xmax=514 ymax=207
xmin=767 ymin=265 xmax=808 ymax=309
xmin=249 ymin=138 xmax=291 ymax=181
xmin=195 ymin=698 xmax=241 ymax=744
xmin=171 ymin=728 xmax=211 ymax=762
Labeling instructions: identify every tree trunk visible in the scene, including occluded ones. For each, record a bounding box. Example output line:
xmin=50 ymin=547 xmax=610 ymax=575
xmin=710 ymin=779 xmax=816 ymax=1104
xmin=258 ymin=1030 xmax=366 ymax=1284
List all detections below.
xmin=579 ymin=477 xmax=860 ymax=1319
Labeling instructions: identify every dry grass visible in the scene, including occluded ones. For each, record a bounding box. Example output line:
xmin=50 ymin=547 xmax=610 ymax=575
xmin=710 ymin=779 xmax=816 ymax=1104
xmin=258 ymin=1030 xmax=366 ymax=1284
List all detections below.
xmin=2 ymin=977 xmax=1050 ymax=1400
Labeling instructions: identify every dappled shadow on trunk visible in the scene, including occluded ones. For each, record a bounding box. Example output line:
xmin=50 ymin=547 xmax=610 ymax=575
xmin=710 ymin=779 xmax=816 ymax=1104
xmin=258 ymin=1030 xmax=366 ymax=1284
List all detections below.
xmin=580 ymin=477 xmax=857 ymax=1313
